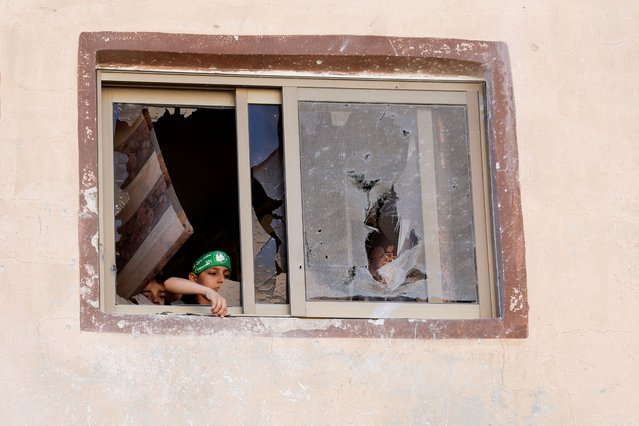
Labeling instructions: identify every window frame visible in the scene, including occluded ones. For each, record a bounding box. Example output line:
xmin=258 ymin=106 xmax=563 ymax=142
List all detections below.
xmin=100 ymin=84 xmax=290 ymax=318
xmin=99 ymin=75 xmax=495 ymax=320
xmin=285 ymin=85 xmax=496 ymax=319
xmin=78 ymin=33 xmax=528 ymax=338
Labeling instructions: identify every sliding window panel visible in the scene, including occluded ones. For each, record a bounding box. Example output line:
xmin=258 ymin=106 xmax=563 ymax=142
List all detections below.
xmin=295 ymin=88 xmax=489 ymax=319
xmin=244 ymin=89 xmax=289 ymax=316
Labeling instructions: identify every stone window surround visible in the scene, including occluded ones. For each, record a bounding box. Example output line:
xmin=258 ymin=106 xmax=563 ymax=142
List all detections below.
xmin=78 ymin=32 xmax=528 ymax=338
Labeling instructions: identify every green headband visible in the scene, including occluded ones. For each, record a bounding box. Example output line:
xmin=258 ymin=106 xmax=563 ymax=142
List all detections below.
xmin=192 ymin=250 xmax=232 ymax=274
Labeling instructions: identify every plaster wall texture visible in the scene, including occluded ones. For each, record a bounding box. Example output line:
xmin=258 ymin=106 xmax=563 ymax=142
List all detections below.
xmin=0 ymin=1 xmax=638 ymax=424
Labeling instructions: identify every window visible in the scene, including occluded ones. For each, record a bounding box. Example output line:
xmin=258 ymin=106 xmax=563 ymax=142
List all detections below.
xmin=99 ymin=74 xmax=495 ymax=320
xmin=101 ymin=84 xmax=289 ymax=316
xmin=79 ymin=33 xmax=528 ymax=338
xmin=293 ymin=87 xmax=495 ymax=319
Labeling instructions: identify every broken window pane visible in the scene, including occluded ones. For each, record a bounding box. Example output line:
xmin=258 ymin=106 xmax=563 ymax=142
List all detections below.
xmin=299 ymin=102 xmax=478 ymax=303
xmin=249 ymin=104 xmax=288 ymax=303
xmin=113 ymin=103 xmax=242 ymax=306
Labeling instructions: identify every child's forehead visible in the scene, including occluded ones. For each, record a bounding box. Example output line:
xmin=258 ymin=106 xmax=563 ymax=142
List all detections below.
xmin=203 ymin=266 xmax=230 ymax=273
xmin=145 ymin=280 xmax=164 ymax=288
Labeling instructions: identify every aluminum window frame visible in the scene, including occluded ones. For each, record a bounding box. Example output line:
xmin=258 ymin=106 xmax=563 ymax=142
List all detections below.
xmin=98 ymin=71 xmax=496 ymax=320
xmin=285 ymin=85 xmax=496 ymax=319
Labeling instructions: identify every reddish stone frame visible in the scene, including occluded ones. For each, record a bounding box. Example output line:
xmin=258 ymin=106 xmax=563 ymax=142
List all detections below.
xmin=78 ymin=32 xmax=528 ymax=338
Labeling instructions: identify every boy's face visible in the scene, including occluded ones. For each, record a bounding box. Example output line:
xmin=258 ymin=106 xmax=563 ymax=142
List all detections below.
xmin=190 ymin=266 xmax=230 ymax=291
xmin=141 ymin=280 xmax=165 ymax=305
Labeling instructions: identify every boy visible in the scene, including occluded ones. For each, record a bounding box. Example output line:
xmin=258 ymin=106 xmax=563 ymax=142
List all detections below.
xmin=164 ymin=250 xmax=231 ymax=317
xmin=140 ymin=274 xmax=166 ymax=305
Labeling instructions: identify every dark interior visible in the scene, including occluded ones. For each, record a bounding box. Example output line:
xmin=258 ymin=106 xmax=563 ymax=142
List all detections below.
xmin=153 ymin=107 xmax=242 ymax=281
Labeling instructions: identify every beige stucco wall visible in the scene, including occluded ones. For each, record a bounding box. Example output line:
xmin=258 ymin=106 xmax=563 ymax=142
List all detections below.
xmin=1 ymin=1 xmax=637 ymax=424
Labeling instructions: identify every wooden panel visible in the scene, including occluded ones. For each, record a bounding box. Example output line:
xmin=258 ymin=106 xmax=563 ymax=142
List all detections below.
xmin=117 ymin=152 xmax=162 ymax=223
xmin=117 ymin=207 xmax=190 ymax=298
xmin=114 ymin=110 xmax=193 ymax=299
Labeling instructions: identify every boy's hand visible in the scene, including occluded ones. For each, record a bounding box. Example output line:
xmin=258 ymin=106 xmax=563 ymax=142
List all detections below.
xmin=204 ymin=288 xmax=228 ymax=317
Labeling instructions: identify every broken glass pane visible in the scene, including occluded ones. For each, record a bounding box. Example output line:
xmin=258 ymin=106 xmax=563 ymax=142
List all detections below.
xmin=249 ymin=104 xmax=288 ymax=304
xmin=299 ymin=102 xmax=478 ymax=303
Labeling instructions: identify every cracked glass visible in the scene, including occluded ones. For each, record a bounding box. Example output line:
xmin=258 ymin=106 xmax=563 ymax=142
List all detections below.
xmin=249 ymin=104 xmax=288 ymax=304
xmin=299 ymin=102 xmax=479 ymax=304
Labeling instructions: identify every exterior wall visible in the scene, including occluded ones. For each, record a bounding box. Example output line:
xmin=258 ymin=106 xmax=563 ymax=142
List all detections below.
xmin=0 ymin=1 xmax=637 ymax=424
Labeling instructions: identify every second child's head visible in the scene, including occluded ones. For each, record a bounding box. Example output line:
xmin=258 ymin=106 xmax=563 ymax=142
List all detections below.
xmin=141 ymin=274 xmax=166 ymax=305
xmin=188 ymin=250 xmax=232 ymax=292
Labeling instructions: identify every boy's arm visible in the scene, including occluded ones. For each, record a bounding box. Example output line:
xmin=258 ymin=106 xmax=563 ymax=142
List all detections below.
xmin=164 ymin=277 xmax=228 ymax=317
